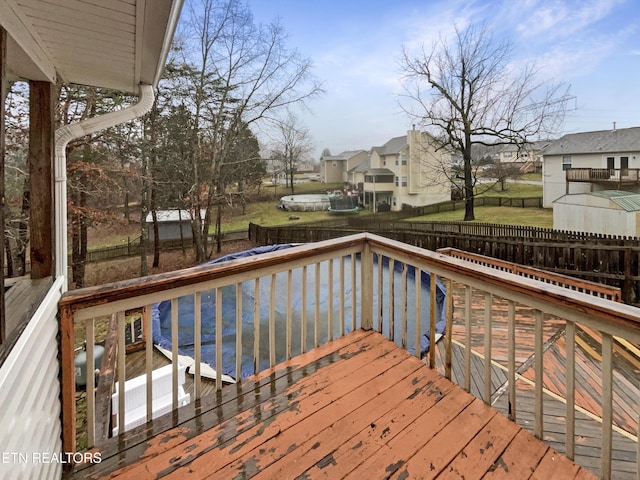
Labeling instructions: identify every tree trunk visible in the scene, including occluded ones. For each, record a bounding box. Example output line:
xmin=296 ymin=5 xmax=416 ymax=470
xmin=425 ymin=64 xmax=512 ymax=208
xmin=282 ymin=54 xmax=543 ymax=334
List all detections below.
xmin=216 ymin=203 xmax=222 ymax=254
xmin=3 ymin=234 xmax=13 ymax=278
xmin=17 ymin=177 xmax=29 ymax=275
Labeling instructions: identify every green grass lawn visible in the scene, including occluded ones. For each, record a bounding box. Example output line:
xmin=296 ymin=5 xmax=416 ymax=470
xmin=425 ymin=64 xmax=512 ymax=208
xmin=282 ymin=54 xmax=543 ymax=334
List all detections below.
xmin=407 ymin=206 xmax=553 ymax=228
xmin=89 ymin=180 xmax=548 ymax=248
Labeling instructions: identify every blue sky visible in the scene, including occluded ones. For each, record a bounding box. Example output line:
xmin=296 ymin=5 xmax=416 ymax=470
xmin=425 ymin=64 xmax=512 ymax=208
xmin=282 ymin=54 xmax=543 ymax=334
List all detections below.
xmin=246 ymin=0 xmax=640 ymax=160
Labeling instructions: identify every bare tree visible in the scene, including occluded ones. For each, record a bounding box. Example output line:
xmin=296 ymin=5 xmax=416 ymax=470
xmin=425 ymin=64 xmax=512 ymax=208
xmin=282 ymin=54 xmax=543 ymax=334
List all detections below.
xmin=269 ymin=111 xmax=313 ymax=194
xmin=172 ymin=0 xmax=323 ymax=261
xmin=400 ymin=23 xmax=570 ymax=220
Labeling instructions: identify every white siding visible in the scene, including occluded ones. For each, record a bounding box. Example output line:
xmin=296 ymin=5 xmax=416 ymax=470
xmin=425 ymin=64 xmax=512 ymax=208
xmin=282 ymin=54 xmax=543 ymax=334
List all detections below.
xmin=0 ymin=277 xmax=64 ymax=480
xmin=553 ymin=195 xmax=639 ymax=236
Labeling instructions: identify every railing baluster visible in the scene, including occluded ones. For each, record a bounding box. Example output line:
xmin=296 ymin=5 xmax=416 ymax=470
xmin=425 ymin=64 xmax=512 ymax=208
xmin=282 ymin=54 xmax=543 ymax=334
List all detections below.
xmin=235 ymin=283 xmax=242 ymax=381
xmin=86 ymin=319 xmax=95 ymax=447
xmin=270 ymin=274 xmax=276 ymax=366
xmin=328 ymin=260 xmax=334 ymax=341
xmin=351 ymin=252 xmax=357 ymax=331
xmin=361 ymin=242 xmax=373 ymax=331
xmin=429 ymin=272 xmax=437 ymax=369
xmin=117 ymin=310 xmax=126 ymax=436
xmin=377 ymin=254 xmax=383 ymax=332
xmin=401 ymin=263 xmax=407 ymax=348
xmin=483 ymin=293 xmax=492 ymax=404
xmin=315 ymin=263 xmax=320 ymax=347
xmin=444 ymin=279 xmax=453 ymax=380
xmin=171 ymin=299 xmax=179 ymax=408
xmin=253 ymin=278 xmax=260 ymax=374
xmin=302 ymin=266 xmax=307 ymax=353
xmin=194 ymin=293 xmax=202 ymax=398
xmin=286 ymin=272 xmax=292 ymax=359
xmin=507 ymin=300 xmax=516 ymax=421
xmin=565 ymin=321 xmax=575 ymax=460
xmin=464 ymin=286 xmax=471 ymax=392
xmin=340 ymin=256 xmax=345 ymax=337
xmin=145 ymin=305 xmax=153 ymax=421
xmin=414 ymin=267 xmax=421 ymax=359
xmin=216 ymin=287 xmax=223 ymax=389
xmin=388 ymin=259 xmax=395 ymax=340
xmin=534 ymin=309 xmax=543 ymax=439
xmin=602 ymin=332 xmax=613 ymax=480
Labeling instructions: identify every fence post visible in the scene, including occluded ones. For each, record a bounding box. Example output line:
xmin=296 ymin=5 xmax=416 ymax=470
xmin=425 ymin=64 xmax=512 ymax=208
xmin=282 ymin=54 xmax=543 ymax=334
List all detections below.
xmin=622 ymin=248 xmax=633 ymax=304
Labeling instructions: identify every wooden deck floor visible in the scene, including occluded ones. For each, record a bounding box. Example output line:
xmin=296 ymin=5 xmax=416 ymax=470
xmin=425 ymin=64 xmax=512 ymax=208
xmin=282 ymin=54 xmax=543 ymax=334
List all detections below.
xmin=71 ymin=330 xmax=595 ymax=479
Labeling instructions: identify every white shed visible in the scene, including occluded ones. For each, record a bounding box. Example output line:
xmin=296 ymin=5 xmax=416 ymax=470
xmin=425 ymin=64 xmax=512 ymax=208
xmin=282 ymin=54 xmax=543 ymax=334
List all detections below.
xmin=146 ymin=210 xmax=205 ymax=241
xmin=553 ymin=190 xmax=640 ymax=237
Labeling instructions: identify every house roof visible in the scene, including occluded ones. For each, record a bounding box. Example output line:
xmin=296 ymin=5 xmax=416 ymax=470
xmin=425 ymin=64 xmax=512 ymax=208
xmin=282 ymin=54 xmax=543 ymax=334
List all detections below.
xmin=321 ymin=150 xmax=365 ymax=161
xmin=591 ymin=190 xmax=640 ymax=212
xmin=348 ymin=155 xmax=371 ymax=173
xmin=542 ymin=127 xmax=640 ymax=156
xmin=498 ymin=140 xmax=552 ymax=153
xmin=373 ymin=135 xmax=407 ymax=155
xmin=1 ymin=0 xmax=184 ymax=93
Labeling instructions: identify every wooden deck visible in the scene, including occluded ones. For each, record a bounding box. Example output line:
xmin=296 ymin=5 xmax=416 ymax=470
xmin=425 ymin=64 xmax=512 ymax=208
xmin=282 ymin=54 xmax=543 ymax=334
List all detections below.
xmin=70 ymin=330 xmax=595 ymax=479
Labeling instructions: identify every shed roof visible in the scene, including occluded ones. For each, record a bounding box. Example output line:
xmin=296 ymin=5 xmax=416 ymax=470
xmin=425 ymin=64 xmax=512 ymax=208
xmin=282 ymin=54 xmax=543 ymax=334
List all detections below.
xmin=145 ymin=210 xmax=205 ymax=223
xmin=542 ymin=127 xmax=640 ymax=155
xmin=591 ymin=190 xmax=640 ymax=212
xmin=1 ymin=0 xmax=183 ymax=93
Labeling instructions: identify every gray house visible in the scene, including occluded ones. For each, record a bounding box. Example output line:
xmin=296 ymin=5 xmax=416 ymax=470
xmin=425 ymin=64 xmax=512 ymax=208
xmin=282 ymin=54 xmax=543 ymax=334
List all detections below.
xmin=542 ymin=126 xmax=640 ymax=207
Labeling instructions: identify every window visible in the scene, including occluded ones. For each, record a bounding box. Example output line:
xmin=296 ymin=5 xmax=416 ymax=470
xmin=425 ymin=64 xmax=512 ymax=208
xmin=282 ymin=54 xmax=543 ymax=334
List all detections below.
xmin=402 ymin=176 xmax=407 ymax=187
xmin=395 ymin=157 xmax=399 ymax=166
xmin=562 ymin=155 xmax=572 ymax=171
xmin=332 ymin=161 xmax=337 ymax=167
xmin=504 ymin=152 xmax=512 ymax=158
xmin=383 ymin=160 xmax=386 ymax=166
xmin=392 ymin=197 xmax=397 ymax=206
xmin=395 ymin=176 xmax=399 ymax=186
xmin=401 ymin=154 xmax=408 ymax=165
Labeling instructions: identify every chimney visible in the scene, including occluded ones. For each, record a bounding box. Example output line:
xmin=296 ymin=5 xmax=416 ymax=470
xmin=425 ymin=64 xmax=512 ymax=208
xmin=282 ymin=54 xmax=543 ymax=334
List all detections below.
xmin=613 ymin=121 xmax=616 ymax=131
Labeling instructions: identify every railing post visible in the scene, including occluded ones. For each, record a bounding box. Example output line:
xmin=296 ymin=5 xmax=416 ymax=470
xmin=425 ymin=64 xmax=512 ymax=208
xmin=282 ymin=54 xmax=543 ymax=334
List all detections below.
xmin=360 ymin=239 xmax=373 ymax=330
xmin=59 ymin=304 xmax=76 ymax=459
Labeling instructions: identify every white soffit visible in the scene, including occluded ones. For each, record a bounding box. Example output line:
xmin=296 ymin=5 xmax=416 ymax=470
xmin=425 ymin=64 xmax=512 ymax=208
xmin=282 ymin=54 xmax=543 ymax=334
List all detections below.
xmin=0 ymin=0 xmax=182 ymax=93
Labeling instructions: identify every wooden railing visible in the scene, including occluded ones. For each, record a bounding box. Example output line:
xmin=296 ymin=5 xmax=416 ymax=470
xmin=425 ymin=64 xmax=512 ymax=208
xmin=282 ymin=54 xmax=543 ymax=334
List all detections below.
xmin=59 ymin=233 xmax=640 ymax=478
xmin=566 ymin=168 xmax=640 ymax=183
xmin=437 ymin=247 xmax=622 ymax=302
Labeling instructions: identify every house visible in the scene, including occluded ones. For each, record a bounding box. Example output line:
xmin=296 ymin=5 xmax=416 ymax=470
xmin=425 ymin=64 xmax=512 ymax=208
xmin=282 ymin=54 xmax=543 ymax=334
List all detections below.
xmin=319 ymin=149 xmax=367 ymax=183
xmin=1 ymin=2 xmax=637 ymax=479
xmin=553 ymin=190 xmax=640 ymax=237
xmin=495 ymin=140 xmax=549 ymax=173
xmin=357 ymin=129 xmax=452 ymax=211
xmin=541 ymin=126 xmax=640 ymax=208
xmin=0 ymin=2 xmax=184 ymax=478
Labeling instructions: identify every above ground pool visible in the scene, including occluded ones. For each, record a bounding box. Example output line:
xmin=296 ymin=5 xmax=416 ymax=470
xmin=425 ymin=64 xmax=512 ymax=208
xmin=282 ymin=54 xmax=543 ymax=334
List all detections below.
xmin=278 ymin=193 xmax=332 ymax=211
xmin=278 ymin=192 xmax=358 ymax=212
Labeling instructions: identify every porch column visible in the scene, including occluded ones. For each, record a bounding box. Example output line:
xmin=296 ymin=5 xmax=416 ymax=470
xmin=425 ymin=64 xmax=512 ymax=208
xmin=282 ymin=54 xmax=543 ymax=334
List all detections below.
xmin=29 ymin=81 xmax=55 ymax=278
xmin=0 ymin=28 xmax=6 ymax=339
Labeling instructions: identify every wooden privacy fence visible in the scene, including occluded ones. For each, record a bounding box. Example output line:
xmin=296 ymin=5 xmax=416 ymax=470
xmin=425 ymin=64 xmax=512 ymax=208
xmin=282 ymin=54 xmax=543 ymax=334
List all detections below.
xmin=249 ymin=222 xmax=640 ymax=305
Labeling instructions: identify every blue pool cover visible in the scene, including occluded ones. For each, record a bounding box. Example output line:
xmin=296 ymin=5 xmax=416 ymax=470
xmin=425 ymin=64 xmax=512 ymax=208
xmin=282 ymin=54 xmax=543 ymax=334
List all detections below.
xmin=152 ymin=244 xmax=446 ymax=381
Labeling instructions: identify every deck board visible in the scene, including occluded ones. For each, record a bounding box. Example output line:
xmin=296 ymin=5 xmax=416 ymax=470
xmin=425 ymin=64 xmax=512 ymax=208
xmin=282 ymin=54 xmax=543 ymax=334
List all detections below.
xmin=71 ymin=331 xmax=596 ymax=480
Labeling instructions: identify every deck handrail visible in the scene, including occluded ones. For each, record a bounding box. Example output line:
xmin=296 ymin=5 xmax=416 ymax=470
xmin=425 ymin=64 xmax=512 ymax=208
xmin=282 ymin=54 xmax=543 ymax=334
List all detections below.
xmin=59 ymin=232 xmax=640 ymax=478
